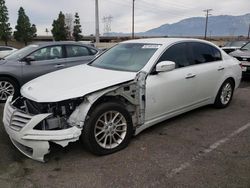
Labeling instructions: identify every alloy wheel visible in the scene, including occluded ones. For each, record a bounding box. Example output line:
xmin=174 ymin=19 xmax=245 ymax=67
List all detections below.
xmin=0 ymin=81 xmax=15 ymax=101
xmin=220 ymin=83 xmax=232 ymax=105
xmin=94 ymin=110 xmax=127 ymax=149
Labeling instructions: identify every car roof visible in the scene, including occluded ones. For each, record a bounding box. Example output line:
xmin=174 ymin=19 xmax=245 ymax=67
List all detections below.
xmin=121 ymin=38 xmax=210 ymax=45
xmin=31 ymin=41 xmax=98 ymax=49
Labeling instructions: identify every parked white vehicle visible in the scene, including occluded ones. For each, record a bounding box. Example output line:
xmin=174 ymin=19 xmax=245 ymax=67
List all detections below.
xmin=3 ymin=38 xmax=242 ymax=162
xmin=0 ymin=46 xmax=17 ymax=58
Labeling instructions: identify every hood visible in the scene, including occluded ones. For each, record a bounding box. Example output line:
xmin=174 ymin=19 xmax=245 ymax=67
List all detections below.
xmin=21 ymin=64 xmax=136 ymax=102
xmin=230 ymin=49 xmax=250 ymax=57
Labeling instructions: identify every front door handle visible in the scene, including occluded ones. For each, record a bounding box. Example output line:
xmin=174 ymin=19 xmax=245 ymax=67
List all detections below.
xmin=218 ymin=66 xmax=225 ymax=71
xmin=54 ymin=64 xmax=65 ymax=68
xmin=185 ymin=73 xmax=196 ymax=79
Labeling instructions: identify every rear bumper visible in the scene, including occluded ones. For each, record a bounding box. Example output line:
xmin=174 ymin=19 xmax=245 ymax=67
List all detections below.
xmin=3 ymin=97 xmax=82 ymax=162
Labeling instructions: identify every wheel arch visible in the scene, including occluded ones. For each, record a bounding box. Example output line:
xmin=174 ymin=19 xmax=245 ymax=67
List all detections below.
xmin=225 ymin=77 xmax=235 ymax=88
xmin=87 ymin=95 xmax=136 ymax=127
xmin=68 ymin=84 xmax=141 ymax=130
xmin=0 ymin=74 xmax=20 ymax=89
xmin=89 ymin=94 xmax=135 ymax=110
xmin=213 ymin=76 xmax=236 ymax=106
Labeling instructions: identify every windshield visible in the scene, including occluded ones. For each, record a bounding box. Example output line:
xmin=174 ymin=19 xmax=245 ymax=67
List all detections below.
xmin=224 ymin=41 xmax=247 ymax=47
xmin=90 ymin=43 xmax=160 ymax=72
xmin=241 ymin=42 xmax=250 ymax=51
xmin=4 ymin=45 xmax=39 ymax=61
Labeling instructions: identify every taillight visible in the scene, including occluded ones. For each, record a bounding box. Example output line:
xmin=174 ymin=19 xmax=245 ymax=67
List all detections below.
xmin=239 ymin=62 xmax=243 ymax=68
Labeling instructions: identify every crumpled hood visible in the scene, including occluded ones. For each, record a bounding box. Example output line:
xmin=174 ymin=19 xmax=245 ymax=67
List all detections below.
xmin=21 ymin=64 xmax=136 ymax=102
xmin=230 ymin=49 xmax=250 ymax=57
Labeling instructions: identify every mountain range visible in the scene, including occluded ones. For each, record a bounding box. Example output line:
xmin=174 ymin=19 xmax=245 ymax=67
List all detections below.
xmin=107 ymin=13 xmax=250 ymax=37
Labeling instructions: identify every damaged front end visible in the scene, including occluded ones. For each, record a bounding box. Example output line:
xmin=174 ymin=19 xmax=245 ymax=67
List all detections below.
xmin=2 ymin=71 xmax=147 ymax=162
xmin=3 ymin=96 xmax=83 ymax=162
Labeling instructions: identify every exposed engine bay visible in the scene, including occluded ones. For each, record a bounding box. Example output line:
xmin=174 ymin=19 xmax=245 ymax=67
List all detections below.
xmin=12 ymin=97 xmax=84 ymax=130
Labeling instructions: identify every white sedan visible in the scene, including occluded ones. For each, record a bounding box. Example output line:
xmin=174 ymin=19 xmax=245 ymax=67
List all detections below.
xmin=0 ymin=46 xmax=17 ymax=58
xmin=3 ymin=38 xmax=242 ymax=162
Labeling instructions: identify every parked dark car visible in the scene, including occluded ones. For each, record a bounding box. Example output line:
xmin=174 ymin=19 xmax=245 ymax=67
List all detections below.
xmin=230 ymin=41 xmax=250 ymax=76
xmin=0 ymin=41 xmax=99 ymax=102
xmin=221 ymin=40 xmax=248 ymax=54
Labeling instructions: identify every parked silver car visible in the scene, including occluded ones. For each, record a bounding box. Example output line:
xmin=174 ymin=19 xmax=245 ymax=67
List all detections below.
xmin=0 ymin=41 xmax=99 ymax=102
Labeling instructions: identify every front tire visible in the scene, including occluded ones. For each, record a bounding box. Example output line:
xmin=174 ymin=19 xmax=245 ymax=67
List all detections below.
xmin=0 ymin=77 xmax=19 ymax=103
xmin=214 ymin=79 xmax=234 ymax=108
xmin=82 ymin=102 xmax=133 ymax=155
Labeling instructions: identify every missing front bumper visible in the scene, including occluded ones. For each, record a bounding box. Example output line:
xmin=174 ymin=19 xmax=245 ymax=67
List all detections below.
xmin=3 ymin=97 xmax=82 ymax=162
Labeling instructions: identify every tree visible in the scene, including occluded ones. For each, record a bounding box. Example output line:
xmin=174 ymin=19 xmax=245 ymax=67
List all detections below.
xmin=0 ymin=0 xmax=12 ymax=45
xmin=73 ymin=12 xmax=82 ymax=41
xmin=51 ymin=11 xmax=68 ymax=41
xmin=14 ymin=7 xmax=37 ymax=45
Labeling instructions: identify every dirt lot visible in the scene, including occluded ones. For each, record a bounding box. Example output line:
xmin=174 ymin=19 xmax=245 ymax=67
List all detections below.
xmin=0 ymin=79 xmax=250 ymax=188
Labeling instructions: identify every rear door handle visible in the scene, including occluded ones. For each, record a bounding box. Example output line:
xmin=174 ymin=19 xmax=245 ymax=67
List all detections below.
xmin=218 ymin=67 xmax=225 ymax=71
xmin=54 ymin=64 xmax=65 ymax=68
xmin=185 ymin=73 xmax=196 ymax=79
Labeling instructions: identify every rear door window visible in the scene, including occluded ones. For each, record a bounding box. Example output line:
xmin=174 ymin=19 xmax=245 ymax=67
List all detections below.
xmin=66 ymin=45 xmax=92 ymax=57
xmin=189 ymin=42 xmax=222 ymax=64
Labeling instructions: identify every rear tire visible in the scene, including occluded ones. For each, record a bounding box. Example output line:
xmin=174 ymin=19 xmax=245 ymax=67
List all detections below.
xmin=82 ymin=102 xmax=133 ymax=155
xmin=214 ymin=79 xmax=234 ymax=108
xmin=0 ymin=77 xmax=19 ymax=103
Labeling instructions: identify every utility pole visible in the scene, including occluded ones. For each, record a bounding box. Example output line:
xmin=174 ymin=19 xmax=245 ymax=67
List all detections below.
xmin=95 ymin=0 xmax=100 ymax=43
xmin=203 ymin=9 xmax=212 ymax=40
xmin=248 ymin=23 xmax=250 ymax=39
xmin=132 ymin=0 xmax=135 ymax=39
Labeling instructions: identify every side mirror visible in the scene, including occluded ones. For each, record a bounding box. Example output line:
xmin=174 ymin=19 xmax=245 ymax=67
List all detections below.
xmin=23 ymin=56 xmax=35 ymax=63
xmin=156 ymin=61 xmax=175 ymax=72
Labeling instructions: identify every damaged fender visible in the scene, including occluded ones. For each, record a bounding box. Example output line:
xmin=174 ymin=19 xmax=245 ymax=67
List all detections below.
xmin=68 ymin=71 xmax=147 ymax=131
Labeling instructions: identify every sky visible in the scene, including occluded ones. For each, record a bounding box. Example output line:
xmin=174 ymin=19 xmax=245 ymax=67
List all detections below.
xmin=5 ymin=0 xmax=250 ymax=36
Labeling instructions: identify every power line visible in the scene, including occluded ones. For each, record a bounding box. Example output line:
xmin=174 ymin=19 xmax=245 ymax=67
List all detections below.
xmin=203 ymin=9 xmax=212 ymax=40
xmin=141 ymin=0 xmax=192 ymax=10
xmin=105 ymin=0 xmax=191 ymax=18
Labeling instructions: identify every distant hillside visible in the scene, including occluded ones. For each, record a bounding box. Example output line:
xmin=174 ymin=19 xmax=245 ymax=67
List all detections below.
xmin=106 ymin=13 xmax=250 ymax=37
